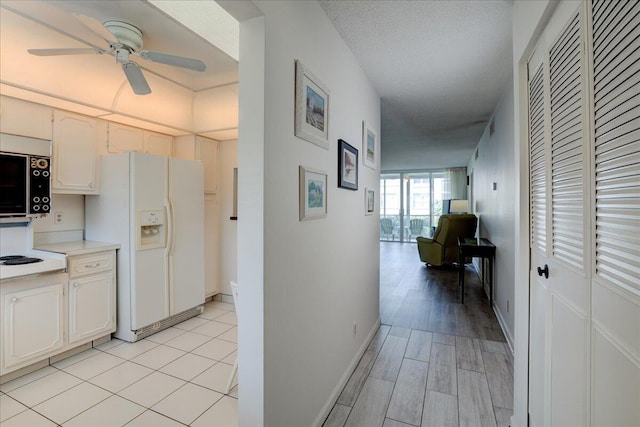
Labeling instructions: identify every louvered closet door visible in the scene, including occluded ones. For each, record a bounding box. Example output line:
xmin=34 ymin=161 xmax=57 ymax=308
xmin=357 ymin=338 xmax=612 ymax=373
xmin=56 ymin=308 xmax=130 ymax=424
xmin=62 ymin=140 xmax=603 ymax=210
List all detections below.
xmin=527 ymin=2 xmax=591 ymax=426
xmin=527 ymin=49 xmax=549 ymax=427
xmin=591 ymin=0 xmax=640 ymax=424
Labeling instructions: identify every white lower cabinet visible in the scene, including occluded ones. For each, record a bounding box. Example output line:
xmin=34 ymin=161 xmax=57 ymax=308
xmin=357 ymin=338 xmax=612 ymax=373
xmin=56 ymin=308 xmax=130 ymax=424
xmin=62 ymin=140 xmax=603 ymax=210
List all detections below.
xmin=67 ymin=250 xmax=116 ymax=346
xmin=68 ymin=272 xmax=114 ymax=344
xmin=0 ymin=273 xmax=66 ymax=375
xmin=0 ymin=250 xmax=116 ymax=377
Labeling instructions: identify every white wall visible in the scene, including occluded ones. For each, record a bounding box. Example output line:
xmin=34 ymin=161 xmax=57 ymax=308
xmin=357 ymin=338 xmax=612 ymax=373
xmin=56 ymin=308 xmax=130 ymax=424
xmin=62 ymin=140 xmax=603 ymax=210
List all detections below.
xmin=219 ymin=139 xmax=237 ymax=295
xmin=237 ymin=14 xmax=265 ymax=427
xmin=238 ymin=1 xmax=381 ymax=425
xmin=468 ymin=78 xmax=515 ymax=347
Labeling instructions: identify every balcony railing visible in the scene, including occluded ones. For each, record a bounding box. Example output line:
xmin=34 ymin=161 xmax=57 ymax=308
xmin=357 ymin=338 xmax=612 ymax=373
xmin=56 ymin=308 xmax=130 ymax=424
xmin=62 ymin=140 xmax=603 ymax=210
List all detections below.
xmin=380 ymin=215 xmax=438 ymax=242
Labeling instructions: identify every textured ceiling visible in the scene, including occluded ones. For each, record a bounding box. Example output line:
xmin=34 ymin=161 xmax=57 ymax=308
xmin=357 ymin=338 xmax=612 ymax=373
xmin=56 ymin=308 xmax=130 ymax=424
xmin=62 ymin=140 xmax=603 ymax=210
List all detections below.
xmin=320 ymin=0 xmax=513 ymax=170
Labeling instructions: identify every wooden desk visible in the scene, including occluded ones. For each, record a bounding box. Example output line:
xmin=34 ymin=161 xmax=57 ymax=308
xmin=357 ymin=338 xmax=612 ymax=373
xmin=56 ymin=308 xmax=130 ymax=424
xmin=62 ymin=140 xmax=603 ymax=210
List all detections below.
xmin=457 ymin=237 xmax=496 ymax=305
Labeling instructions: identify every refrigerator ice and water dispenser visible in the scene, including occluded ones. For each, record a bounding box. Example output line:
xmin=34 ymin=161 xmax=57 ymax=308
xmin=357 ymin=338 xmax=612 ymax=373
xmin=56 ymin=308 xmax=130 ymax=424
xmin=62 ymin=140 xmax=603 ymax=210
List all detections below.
xmin=137 ymin=210 xmax=166 ymax=249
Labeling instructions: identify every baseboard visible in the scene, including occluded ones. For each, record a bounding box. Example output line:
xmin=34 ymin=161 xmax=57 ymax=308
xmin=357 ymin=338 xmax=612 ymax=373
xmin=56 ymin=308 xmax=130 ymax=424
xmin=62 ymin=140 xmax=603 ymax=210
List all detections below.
xmin=493 ymin=304 xmax=514 ymax=353
xmin=213 ymin=293 xmax=234 ymax=304
xmin=311 ymin=317 xmax=382 ymax=427
xmin=470 ymin=260 xmax=515 ymax=353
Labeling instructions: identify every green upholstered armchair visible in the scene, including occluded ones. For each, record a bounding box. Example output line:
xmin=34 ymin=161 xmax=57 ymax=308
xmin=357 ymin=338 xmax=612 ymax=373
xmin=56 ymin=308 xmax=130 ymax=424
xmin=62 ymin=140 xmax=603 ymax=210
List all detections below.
xmin=416 ymin=214 xmax=477 ymax=266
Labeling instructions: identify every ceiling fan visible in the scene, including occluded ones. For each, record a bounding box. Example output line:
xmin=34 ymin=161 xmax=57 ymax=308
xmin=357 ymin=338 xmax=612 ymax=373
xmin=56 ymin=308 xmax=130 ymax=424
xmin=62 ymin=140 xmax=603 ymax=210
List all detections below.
xmin=28 ymin=13 xmax=207 ymax=95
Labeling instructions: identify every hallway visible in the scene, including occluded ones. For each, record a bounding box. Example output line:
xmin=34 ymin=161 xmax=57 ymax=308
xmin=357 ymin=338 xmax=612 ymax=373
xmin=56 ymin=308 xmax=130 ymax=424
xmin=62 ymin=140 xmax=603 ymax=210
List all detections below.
xmin=324 ymin=243 xmax=514 ymax=427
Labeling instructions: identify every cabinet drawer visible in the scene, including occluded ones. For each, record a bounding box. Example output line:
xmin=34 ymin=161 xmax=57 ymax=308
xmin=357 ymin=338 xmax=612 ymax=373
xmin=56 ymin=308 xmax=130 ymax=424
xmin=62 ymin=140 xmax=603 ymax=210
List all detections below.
xmin=68 ymin=252 xmax=113 ymax=278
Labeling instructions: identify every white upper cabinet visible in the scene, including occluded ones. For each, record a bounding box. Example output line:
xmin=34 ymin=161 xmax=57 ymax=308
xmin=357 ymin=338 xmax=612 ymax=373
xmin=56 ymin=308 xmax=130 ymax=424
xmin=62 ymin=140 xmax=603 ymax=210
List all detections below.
xmin=144 ymin=131 xmax=173 ymax=157
xmin=0 ymin=96 xmax=53 ymax=140
xmin=107 ymin=122 xmax=144 ymax=153
xmin=108 ymin=122 xmax=172 ymax=156
xmin=197 ymin=136 xmax=219 ymax=194
xmin=52 ymin=110 xmax=99 ymax=194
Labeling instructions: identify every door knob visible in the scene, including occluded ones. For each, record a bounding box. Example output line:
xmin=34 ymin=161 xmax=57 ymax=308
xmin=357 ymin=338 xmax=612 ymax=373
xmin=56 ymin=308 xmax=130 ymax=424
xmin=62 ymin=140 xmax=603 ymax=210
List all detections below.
xmin=537 ymin=264 xmax=549 ymax=279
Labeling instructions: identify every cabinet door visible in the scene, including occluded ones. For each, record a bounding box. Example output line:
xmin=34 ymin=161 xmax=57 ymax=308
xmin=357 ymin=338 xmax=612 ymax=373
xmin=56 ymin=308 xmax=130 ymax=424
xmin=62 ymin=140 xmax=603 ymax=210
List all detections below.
xmin=0 ymin=96 xmax=53 ymax=140
xmin=1 ymin=280 xmax=64 ymax=374
xmin=144 ymin=131 xmax=173 ymax=157
xmin=197 ymin=136 xmax=218 ymax=193
xmin=204 ymin=194 xmax=220 ymax=297
xmin=107 ymin=122 xmax=143 ymax=153
xmin=68 ymin=272 xmax=115 ymax=344
xmin=52 ymin=110 xmax=99 ymax=194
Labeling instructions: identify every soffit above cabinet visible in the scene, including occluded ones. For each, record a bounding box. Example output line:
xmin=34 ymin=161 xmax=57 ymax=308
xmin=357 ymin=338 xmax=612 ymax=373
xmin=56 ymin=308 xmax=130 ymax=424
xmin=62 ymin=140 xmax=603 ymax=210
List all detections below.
xmin=0 ymin=1 xmax=239 ymax=134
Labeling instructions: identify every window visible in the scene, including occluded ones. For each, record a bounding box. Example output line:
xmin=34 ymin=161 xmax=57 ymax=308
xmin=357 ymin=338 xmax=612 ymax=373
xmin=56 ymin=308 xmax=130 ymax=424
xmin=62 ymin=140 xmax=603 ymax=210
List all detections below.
xmin=380 ymin=170 xmax=458 ymax=242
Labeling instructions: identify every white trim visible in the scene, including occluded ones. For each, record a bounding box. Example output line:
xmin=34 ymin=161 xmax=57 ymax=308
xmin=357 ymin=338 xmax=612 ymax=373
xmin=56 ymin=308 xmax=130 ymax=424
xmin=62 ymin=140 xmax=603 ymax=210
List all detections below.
xmin=469 ymin=262 xmax=515 ymax=350
xmin=312 ymin=318 xmax=381 ymax=427
xmin=494 ymin=303 xmax=514 ymax=352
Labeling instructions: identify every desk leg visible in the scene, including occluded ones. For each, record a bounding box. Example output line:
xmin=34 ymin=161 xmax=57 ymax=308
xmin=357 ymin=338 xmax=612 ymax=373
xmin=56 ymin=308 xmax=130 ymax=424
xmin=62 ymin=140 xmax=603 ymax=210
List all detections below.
xmin=489 ymin=255 xmax=493 ymax=307
xmin=481 ymin=257 xmax=485 ymax=290
xmin=459 ymin=251 xmax=465 ymax=304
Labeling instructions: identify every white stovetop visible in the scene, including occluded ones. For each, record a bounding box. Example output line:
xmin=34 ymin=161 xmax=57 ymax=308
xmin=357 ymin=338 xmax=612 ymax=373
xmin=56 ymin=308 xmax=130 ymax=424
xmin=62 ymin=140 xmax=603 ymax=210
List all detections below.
xmin=0 ymin=249 xmax=66 ymax=281
xmin=0 ymin=240 xmax=120 ymax=281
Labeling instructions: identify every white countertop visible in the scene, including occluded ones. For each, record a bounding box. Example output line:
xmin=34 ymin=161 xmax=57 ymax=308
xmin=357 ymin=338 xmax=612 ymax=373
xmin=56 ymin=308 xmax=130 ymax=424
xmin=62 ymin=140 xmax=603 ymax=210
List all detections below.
xmin=35 ymin=240 xmax=120 ymax=256
xmin=0 ymin=249 xmax=66 ymax=281
xmin=1 ymin=241 xmax=119 ymax=281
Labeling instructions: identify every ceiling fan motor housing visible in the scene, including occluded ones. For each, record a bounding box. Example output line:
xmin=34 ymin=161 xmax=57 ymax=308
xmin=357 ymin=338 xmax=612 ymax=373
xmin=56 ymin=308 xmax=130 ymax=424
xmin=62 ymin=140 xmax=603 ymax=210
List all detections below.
xmin=104 ymin=20 xmax=143 ymax=51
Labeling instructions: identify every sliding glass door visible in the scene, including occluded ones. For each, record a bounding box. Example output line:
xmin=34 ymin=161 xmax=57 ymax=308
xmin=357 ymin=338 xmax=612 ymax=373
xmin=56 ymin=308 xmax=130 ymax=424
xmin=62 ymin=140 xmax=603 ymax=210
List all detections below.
xmin=380 ymin=171 xmax=452 ymax=242
xmin=380 ymin=174 xmax=401 ymax=241
xmin=404 ymin=173 xmax=430 ymax=242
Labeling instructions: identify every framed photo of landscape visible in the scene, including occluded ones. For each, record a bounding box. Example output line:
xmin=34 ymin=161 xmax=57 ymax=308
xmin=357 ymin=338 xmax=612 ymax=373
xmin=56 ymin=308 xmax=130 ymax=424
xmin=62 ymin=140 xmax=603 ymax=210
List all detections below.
xmin=362 ymin=121 xmax=377 ymax=169
xmin=299 ymin=166 xmax=327 ymax=221
xmin=295 ymin=60 xmax=330 ymax=150
xmin=365 ymin=187 xmax=375 ymax=215
xmin=338 ymin=139 xmax=358 ymax=190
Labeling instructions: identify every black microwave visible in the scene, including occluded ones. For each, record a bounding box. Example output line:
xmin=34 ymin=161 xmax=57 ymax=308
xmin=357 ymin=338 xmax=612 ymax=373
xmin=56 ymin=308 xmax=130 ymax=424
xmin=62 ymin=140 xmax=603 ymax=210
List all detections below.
xmin=0 ymin=151 xmax=51 ymax=217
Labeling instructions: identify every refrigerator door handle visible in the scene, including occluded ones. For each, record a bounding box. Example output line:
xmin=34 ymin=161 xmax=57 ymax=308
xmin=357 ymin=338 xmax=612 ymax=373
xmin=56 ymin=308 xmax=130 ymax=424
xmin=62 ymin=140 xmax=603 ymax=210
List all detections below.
xmin=168 ymin=199 xmax=176 ymax=255
xmin=166 ymin=200 xmax=174 ymax=255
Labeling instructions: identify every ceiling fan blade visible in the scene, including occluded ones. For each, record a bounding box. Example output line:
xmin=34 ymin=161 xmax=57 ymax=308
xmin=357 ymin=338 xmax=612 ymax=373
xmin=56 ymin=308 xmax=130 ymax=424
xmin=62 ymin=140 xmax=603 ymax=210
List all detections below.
xmin=139 ymin=50 xmax=206 ymax=72
xmin=28 ymin=47 xmax=101 ymax=56
xmin=73 ymin=13 xmax=118 ymax=44
xmin=122 ymin=62 xmax=151 ymax=95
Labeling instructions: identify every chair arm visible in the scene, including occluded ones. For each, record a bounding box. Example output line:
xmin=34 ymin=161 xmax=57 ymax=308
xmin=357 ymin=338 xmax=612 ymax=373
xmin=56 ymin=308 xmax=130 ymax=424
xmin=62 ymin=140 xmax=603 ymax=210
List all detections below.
xmin=416 ymin=236 xmax=445 ymax=264
xmin=416 ymin=236 xmax=434 ymax=244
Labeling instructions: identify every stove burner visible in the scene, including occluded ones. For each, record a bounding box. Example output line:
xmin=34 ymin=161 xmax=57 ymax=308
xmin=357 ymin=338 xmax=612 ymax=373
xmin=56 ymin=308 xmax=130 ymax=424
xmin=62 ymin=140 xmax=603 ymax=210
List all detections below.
xmin=0 ymin=255 xmax=44 ymax=265
xmin=0 ymin=255 xmax=25 ymax=261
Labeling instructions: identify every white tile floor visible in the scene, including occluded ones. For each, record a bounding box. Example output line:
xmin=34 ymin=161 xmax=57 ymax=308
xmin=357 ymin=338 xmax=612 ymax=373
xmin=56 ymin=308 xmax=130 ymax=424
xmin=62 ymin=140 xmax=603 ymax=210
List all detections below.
xmin=0 ymin=300 xmax=238 ymax=427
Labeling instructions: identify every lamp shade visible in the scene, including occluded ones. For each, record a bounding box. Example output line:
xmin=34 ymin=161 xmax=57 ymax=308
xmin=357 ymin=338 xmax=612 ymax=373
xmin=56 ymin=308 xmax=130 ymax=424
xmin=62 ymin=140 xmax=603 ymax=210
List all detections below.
xmin=450 ymin=199 xmax=469 ymax=213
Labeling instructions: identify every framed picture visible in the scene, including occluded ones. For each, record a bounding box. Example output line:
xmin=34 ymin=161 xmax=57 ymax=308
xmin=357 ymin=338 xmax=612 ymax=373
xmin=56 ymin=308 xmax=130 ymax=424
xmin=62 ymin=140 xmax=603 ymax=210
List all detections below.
xmin=338 ymin=139 xmax=358 ymax=190
xmin=299 ymin=166 xmax=327 ymax=221
xmin=362 ymin=121 xmax=376 ymax=169
xmin=365 ymin=187 xmax=375 ymax=215
xmin=295 ymin=60 xmax=330 ymax=150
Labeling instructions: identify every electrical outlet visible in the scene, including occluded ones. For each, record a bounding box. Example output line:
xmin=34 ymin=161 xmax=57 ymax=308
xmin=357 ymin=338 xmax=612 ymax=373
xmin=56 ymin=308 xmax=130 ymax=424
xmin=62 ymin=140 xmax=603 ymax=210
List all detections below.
xmin=353 ymin=322 xmax=357 ymax=336
xmin=54 ymin=211 xmax=64 ymax=224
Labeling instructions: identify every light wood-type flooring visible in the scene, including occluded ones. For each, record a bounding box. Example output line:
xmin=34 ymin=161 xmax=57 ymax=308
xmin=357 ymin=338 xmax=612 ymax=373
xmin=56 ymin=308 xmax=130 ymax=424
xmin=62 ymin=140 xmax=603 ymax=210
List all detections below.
xmin=323 ymin=242 xmax=513 ymax=427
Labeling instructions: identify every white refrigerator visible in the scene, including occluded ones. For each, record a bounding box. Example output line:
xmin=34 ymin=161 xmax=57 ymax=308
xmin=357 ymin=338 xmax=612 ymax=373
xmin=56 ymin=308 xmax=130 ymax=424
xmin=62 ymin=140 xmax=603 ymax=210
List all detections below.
xmin=86 ymin=152 xmax=205 ymax=342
